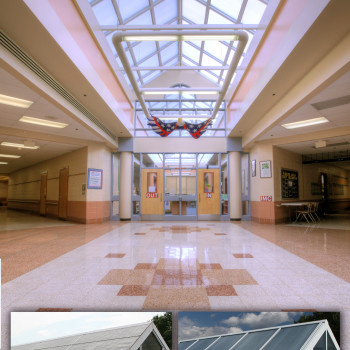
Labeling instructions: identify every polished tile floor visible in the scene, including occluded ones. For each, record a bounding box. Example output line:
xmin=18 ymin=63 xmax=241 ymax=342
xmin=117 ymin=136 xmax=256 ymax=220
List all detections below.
xmin=1 ymin=209 xmax=350 ymax=348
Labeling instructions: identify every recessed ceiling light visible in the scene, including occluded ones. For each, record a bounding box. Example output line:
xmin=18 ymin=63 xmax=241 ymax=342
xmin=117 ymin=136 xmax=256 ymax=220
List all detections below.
xmin=19 ymin=116 xmax=68 ymax=128
xmin=0 ymin=154 xmax=21 ymax=158
xmin=0 ymin=93 xmax=33 ymax=108
xmin=0 ymin=162 xmax=8 ymax=164
xmin=1 ymin=142 xmax=39 ymax=149
xmin=281 ymin=117 xmax=329 ymax=129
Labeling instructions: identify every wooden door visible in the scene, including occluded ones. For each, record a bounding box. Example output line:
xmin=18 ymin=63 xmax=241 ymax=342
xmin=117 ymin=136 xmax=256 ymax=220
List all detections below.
xmin=40 ymin=173 xmax=47 ymax=216
xmin=58 ymin=167 xmax=69 ymax=220
xmin=141 ymin=169 xmax=163 ymax=215
xmin=198 ymin=168 xmax=220 ymax=215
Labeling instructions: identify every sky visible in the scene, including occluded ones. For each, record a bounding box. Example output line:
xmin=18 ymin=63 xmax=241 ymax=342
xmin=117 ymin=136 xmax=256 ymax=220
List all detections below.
xmin=178 ymin=311 xmax=312 ymax=340
xmin=11 ymin=312 xmax=165 ymax=346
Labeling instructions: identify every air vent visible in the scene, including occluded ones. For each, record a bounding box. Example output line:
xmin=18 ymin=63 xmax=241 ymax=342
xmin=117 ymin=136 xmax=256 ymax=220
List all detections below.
xmin=312 ymin=95 xmax=350 ymax=110
xmin=0 ymin=30 xmax=116 ymax=140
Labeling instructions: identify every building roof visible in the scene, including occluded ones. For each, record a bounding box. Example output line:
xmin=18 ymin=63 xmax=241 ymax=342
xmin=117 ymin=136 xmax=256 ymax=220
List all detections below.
xmin=12 ymin=322 xmax=169 ymax=350
xmin=178 ymin=320 xmax=339 ymax=350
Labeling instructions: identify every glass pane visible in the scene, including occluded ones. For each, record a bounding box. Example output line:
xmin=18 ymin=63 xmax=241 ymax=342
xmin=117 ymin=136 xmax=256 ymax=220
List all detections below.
xmin=133 ymin=154 xmax=140 ymax=195
xmin=242 ymin=200 xmax=249 ymax=215
xmin=92 ymin=0 xmax=118 ymax=25
xmin=208 ymin=9 xmax=233 ymax=24
xmin=164 ymin=200 xmax=180 ymax=215
xmin=234 ymin=329 xmax=276 ymax=350
xmin=263 ymin=323 xmax=318 ymax=350
xmin=142 ymin=153 xmax=163 ymax=168
xmin=117 ymin=0 xmax=149 ymax=21
xmin=179 ymin=340 xmax=196 ymax=350
xmin=209 ymin=334 xmax=245 ymax=350
xmin=327 ymin=332 xmax=338 ymax=350
xmin=112 ymin=201 xmax=119 ymax=216
xmin=165 ymin=153 xmax=180 ymax=168
xmin=165 ymin=169 xmax=180 ymax=195
xmin=198 ymin=154 xmax=219 ymax=168
xmin=188 ymin=338 xmax=217 ymax=350
xmin=313 ymin=331 xmax=326 ymax=350
xmin=241 ymin=153 xmax=249 ymax=196
xmin=221 ymin=154 xmax=228 ymax=194
xmin=133 ymin=201 xmax=140 ymax=215
xmin=182 ymin=201 xmax=197 ymax=215
xmin=204 ymin=172 xmax=214 ymax=193
xmin=182 ymin=169 xmax=196 ymax=195
xmin=183 ymin=0 xmax=206 ymax=23
xmin=147 ymin=172 xmax=158 ymax=193
xmin=211 ymin=0 xmax=241 ymax=20
xmin=242 ymin=0 xmax=267 ymax=24
xmin=153 ymin=0 xmax=177 ymax=24
xmin=112 ymin=153 xmax=120 ymax=196
xmin=181 ymin=154 xmax=197 ymax=168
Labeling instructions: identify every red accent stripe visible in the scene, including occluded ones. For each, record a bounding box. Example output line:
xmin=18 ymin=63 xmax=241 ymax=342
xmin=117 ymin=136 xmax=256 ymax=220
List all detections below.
xmin=152 ymin=115 xmax=170 ymax=137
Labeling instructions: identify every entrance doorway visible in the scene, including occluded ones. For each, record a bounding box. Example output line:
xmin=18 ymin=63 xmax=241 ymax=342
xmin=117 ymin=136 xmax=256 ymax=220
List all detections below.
xmin=198 ymin=168 xmax=220 ymax=219
xmin=141 ymin=168 xmax=163 ymax=219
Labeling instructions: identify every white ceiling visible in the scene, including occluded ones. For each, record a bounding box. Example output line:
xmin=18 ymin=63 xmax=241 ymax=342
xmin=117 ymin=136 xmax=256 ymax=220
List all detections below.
xmin=259 ymin=70 xmax=350 ymax=154
xmin=0 ymin=67 xmax=104 ymax=173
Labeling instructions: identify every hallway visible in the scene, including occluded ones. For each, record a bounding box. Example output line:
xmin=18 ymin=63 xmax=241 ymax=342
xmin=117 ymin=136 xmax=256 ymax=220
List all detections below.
xmin=1 ymin=210 xmax=349 ymax=347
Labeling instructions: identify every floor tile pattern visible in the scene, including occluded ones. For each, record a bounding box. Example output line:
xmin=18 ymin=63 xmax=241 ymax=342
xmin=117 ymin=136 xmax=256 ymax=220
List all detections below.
xmin=105 ymin=253 xmax=125 ymax=258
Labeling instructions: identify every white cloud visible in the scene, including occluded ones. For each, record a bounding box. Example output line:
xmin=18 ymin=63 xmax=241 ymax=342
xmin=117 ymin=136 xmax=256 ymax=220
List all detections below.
xmin=222 ymin=312 xmax=302 ymax=329
xmin=179 ymin=316 xmax=242 ymax=340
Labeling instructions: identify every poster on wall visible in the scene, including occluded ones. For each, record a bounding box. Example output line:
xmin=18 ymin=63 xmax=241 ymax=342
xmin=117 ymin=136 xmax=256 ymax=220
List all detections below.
xmin=281 ymin=169 xmax=299 ymax=199
xmin=260 ymin=160 xmax=272 ymax=178
xmin=87 ymin=168 xmax=103 ymax=189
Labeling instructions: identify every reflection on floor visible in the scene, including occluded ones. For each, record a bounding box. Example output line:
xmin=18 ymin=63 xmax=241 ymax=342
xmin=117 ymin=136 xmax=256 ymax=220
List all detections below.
xmin=1 ymin=209 xmax=350 ymax=348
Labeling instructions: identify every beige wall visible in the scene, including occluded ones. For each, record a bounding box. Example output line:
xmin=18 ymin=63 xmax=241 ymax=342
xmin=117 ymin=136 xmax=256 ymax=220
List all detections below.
xmin=8 ymin=147 xmax=88 ymax=202
xmin=87 ymin=144 xmax=112 ymax=202
xmin=249 ymin=144 xmax=274 ymax=201
xmin=273 ymin=146 xmax=303 ymax=201
xmin=0 ymin=180 xmax=8 ymax=199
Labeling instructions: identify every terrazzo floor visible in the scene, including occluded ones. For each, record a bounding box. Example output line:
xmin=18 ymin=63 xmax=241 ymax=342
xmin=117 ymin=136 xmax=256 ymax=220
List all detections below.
xmin=1 ymin=210 xmax=349 ymax=348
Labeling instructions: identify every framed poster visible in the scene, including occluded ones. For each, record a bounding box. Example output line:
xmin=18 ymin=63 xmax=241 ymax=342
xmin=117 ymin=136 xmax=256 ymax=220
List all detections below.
xmin=87 ymin=168 xmax=103 ymax=189
xmin=251 ymin=159 xmax=256 ymax=177
xmin=260 ymin=161 xmax=271 ymax=178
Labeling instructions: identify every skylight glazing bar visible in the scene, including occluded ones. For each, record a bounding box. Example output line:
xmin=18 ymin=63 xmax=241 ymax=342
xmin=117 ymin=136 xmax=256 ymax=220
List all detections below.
xmin=259 ymin=328 xmax=281 ymax=349
xmin=100 ymin=24 xmax=263 ymax=30
xmin=130 ymin=65 xmax=231 ymax=70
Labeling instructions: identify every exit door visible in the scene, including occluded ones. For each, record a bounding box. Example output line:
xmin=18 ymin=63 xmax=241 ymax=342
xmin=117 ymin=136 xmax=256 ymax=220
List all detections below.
xmin=141 ymin=168 xmax=163 ymax=219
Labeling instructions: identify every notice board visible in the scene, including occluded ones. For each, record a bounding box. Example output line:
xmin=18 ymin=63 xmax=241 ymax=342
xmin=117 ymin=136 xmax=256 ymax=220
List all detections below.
xmin=281 ymin=169 xmax=299 ymax=199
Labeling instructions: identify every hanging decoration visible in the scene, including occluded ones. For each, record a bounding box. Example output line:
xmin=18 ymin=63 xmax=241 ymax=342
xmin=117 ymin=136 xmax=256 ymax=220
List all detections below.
xmin=146 ymin=113 xmax=213 ymax=139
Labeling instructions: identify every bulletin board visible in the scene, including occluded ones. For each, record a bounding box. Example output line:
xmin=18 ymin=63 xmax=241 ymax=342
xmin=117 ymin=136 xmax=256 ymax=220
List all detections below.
xmin=281 ymin=169 xmax=299 ymax=199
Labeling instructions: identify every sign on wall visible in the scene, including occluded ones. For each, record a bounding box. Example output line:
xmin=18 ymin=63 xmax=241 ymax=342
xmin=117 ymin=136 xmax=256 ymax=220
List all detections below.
xmin=87 ymin=168 xmax=103 ymax=189
xmin=260 ymin=196 xmax=272 ymax=201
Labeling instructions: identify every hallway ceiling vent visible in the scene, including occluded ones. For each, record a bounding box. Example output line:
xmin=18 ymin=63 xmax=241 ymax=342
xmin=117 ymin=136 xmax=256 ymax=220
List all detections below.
xmin=0 ymin=30 xmax=116 ymax=141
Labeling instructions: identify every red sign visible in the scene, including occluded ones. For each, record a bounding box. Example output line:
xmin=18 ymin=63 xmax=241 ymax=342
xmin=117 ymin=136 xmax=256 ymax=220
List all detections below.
xmin=260 ymin=196 xmax=272 ymax=201
xmin=206 ymin=193 xmax=212 ymax=198
xmin=146 ymin=192 xmax=159 ymax=198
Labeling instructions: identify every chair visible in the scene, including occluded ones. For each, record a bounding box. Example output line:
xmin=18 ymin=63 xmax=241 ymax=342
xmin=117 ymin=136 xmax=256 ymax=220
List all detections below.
xmin=295 ymin=203 xmax=315 ymax=223
xmin=310 ymin=202 xmax=321 ymax=221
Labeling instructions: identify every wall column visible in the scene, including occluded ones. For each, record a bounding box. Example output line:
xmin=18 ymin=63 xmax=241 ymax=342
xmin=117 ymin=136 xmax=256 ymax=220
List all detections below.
xmin=120 ymin=151 xmax=132 ymax=220
xmin=229 ymin=151 xmax=242 ymax=221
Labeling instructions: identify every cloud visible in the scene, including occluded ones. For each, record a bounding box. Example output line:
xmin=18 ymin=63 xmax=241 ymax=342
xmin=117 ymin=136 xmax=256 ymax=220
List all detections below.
xmin=179 ymin=316 xmax=242 ymax=340
xmin=222 ymin=312 xmax=302 ymax=329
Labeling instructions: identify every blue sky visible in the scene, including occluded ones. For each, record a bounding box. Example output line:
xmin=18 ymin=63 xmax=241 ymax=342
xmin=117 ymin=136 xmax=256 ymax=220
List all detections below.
xmin=178 ymin=312 xmax=312 ymax=340
xmin=11 ymin=312 xmax=165 ymax=346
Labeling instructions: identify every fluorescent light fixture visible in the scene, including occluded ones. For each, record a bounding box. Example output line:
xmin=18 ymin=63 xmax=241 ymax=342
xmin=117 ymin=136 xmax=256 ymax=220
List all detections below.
xmin=282 ymin=117 xmax=329 ymax=129
xmin=158 ymin=116 xmax=210 ymax=121
xmin=123 ymin=35 xmax=238 ymax=41
xmin=0 ymin=93 xmax=33 ymax=108
xmin=19 ymin=116 xmax=68 ymax=128
xmin=1 ymin=142 xmax=39 ymax=149
xmin=0 ymin=154 xmax=21 ymax=158
xmin=143 ymin=90 xmax=219 ymax=95
xmin=0 ymin=162 xmax=8 ymax=164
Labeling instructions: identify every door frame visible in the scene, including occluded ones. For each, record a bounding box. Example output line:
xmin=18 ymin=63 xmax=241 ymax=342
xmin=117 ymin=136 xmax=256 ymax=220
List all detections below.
xmin=40 ymin=172 xmax=48 ymax=216
xmin=58 ymin=167 xmax=69 ymax=220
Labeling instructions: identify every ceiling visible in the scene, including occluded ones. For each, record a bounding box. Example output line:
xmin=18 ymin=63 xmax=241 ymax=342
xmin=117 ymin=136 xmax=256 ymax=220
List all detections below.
xmin=0 ymin=66 xmax=103 ymax=173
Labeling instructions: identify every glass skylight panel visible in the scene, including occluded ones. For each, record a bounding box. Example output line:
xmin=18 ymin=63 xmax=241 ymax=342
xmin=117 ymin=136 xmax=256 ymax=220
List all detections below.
xmin=127 ymin=10 xmax=153 ymax=25
xmin=182 ymin=43 xmax=200 ymax=63
xmin=91 ymin=0 xmax=118 ymax=26
xmin=200 ymin=70 xmax=220 ymax=83
xmin=160 ymin=43 xmax=178 ymax=63
xmin=153 ymin=0 xmax=177 ymax=24
xmin=208 ymin=334 xmax=245 ymax=350
xmin=211 ymin=0 xmax=241 ymax=21
xmin=182 ymin=57 xmax=196 ymax=66
xmin=264 ymin=323 xmax=318 ymax=350
xmin=202 ymin=53 xmax=222 ymax=66
xmin=327 ymin=332 xmax=338 ymax=350
xmin=139 ymin=54 xmax=159 ymax=67
xmin=183 ymin=0 xmax=206 ymax=24
xmin=204 ymin=41 xmax=229 ymax=62
xmin=163 ymin=57 xmax=177 ymax=67
xmin=117 ymin=0 xmax=149 ymax=21
xmin=233 ymin=329 xmax=277 ymax=350
xmin=208 ymin=10 xmax=234 ymax=25
xmin=132 ymin=41 xmax=157 ymax=62
xmin=241 ymin=0 xmax=267 ymax=24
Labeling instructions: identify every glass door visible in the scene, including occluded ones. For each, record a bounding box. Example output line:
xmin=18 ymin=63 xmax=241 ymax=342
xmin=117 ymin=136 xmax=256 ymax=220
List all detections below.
xmin=164 ymin=154 xmax=197 ymax=219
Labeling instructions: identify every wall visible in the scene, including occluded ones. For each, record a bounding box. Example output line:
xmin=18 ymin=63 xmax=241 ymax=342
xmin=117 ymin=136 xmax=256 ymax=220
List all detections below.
xmin=86 ymin=144 xmax=112 ymax=223
xmin=8 ymin=147 xmax=88 ymax=222
xmin=249 ymin=144 xmax=276 ymax=223
xmin=0 ymin=180 xmax=8 ymax=204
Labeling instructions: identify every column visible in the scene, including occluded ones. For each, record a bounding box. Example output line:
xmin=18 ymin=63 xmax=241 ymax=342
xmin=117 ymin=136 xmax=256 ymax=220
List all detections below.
xmin=120 ymin=151 xmax=132 ymax=220
xmin=229 ymin=151 xmax=242 ymax=220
